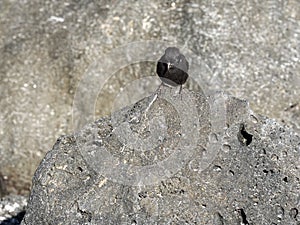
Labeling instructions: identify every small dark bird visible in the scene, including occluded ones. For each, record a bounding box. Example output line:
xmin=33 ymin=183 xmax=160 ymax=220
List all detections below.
xmin=156 ymin=47 xmax=189 ymax=92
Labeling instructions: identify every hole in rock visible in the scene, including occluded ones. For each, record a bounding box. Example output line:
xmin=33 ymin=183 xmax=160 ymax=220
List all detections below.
xmin=237 ymin=124 xmax=253 ymax=146
xmin=237 ymin=208 xmax=249 ymax=224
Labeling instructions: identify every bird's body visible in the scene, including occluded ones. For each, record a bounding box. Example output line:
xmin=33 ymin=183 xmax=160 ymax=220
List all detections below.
xmin=156 ymin=47 xmax=189 ymax=87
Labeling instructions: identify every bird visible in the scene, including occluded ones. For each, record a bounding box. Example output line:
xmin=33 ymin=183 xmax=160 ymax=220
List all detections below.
xmin=156 ymin=47 xmax=189 ymax=93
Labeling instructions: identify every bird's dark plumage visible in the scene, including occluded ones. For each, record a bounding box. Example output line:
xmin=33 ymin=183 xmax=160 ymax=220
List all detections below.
xmin=156 ymin=47 xmax=189 ymax=87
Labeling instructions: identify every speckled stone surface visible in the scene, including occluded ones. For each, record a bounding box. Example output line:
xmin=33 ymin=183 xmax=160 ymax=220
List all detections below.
xmin=21 ymin=88 xmax=300 ymax=225
xmin=0 ymin=0 xmax=299 ymax=198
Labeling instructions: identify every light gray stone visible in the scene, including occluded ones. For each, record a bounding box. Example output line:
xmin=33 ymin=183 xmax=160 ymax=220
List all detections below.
xmin=21 ymin=87 xmax=300 ymax=225
xmin=0 ymin=0 xmax=299 ymax=196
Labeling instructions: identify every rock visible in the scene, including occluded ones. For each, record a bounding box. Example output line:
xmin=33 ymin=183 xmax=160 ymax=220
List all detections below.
xmin=21 ymin=87 xmax=300 ymax=224
xmin=1 ymin=0 xmax=299 ymax=195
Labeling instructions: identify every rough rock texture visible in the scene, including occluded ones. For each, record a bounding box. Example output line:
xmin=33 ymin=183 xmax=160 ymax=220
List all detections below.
xmin=0 ymin=0 xmax=299 ymax=195
xmin=22 ymin=87 xmax=300 ymax=225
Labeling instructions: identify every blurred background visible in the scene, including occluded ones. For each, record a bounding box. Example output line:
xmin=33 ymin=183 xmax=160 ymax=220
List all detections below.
xmin=0 ymin=0 xmax=299 ymax=200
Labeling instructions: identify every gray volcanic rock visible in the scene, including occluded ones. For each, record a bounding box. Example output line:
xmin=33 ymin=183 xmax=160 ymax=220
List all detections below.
xmin=22 ymin=87 xmax=300 ymax=225
xmin=1 ymin=0 xmax=299 ymax=196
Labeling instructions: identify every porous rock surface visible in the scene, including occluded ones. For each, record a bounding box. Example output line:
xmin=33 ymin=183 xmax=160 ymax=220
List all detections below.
xmin=1 ymin=0 xmax=299 ymax=196
xmin=22 ymin=87 xmax=300 ymax=225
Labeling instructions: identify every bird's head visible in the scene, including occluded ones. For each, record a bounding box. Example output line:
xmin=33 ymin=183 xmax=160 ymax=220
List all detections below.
xmin=162 ymin=47 xmax=189 ymax=73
